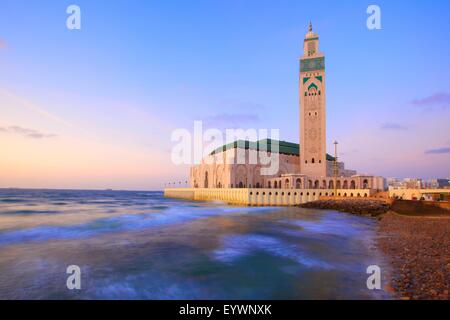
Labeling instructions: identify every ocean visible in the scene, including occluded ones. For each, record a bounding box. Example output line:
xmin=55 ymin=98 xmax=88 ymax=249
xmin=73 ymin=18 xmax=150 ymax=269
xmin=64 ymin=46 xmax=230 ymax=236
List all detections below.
xmin=0 ymin=189 xmax=391 ymax=299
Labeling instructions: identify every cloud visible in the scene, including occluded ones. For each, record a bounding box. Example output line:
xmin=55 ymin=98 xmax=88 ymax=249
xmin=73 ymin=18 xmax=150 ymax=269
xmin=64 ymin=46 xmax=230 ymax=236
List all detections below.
xmin=425 ymin=147 xmax=450 ymax=155
xmin=0 ymin=38 xmax=7 ymax=50
xmin=412 ymin=93 xmax=450 ymax=108
xmin=0 ymin=126 xmax=57 ymax=139
xmin=0 ymin=88 xmax=83 ymax=132
xmin=203 ymin=113 xmax=260 ymax=128
xmin=380 ymin=122 xmax=408 ymax=130
xmin=218 ymin=100 xmax=266 ymax=112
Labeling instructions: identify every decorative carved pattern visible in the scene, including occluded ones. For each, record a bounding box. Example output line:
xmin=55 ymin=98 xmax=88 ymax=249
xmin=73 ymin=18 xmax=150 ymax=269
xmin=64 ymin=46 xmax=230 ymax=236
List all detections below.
xmin=300 ymin=57 xmax=325 ymax=72
xmin=308 ymin=128 xmax=317 ymax=140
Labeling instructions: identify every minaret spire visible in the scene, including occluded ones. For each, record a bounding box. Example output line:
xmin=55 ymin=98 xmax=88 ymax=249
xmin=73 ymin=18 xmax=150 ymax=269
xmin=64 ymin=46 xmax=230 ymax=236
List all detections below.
xmin=300 ymin=21 xmax=326 ymax=178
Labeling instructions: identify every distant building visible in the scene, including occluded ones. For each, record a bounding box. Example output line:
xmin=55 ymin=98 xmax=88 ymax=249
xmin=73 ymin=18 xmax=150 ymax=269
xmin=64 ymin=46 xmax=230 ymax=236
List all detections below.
xmin=437 ymin=178 xmax=450 ymax=188
xmin=388 ymin=178 xmax=450 ymax=190
xmin=423 ymin=179 xmax=440 ymax=189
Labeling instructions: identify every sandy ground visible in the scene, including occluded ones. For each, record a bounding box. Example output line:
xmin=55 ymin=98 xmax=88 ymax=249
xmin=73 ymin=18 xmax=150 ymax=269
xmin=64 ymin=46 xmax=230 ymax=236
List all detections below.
xmin=377 ymin=212 xmax=449 ymax=300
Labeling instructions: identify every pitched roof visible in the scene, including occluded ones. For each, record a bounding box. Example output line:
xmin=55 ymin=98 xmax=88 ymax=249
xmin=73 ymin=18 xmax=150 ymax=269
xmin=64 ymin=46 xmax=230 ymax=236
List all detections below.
xmin=210 ymin=139 xmax=335 ymax=161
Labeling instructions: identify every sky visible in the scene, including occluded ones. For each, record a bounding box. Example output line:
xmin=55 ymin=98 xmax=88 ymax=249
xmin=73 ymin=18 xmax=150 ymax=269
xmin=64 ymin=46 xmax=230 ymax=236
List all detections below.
xmin=0 ymin=0 xmax=449 ymax=190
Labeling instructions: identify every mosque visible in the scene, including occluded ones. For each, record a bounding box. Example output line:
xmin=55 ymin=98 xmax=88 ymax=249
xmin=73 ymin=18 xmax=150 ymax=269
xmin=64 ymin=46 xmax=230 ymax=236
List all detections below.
xmin=188 ymin=23 xmax=385 ymax=192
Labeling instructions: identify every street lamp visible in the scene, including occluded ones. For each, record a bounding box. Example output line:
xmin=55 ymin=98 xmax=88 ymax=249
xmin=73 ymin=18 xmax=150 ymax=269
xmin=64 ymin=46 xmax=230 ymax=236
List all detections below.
xmin=333 ymin=140 xmax=338 ymax=197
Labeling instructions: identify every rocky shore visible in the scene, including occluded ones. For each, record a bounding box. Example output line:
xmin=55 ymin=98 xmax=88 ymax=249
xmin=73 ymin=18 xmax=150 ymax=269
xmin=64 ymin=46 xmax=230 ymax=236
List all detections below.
xmin=301 ymin=198 xmax=449 ymax=300
xmin=300 ymin=198 xmax=391 ymax=216
xmin=377 ymin=212 xmax=449 ymax=300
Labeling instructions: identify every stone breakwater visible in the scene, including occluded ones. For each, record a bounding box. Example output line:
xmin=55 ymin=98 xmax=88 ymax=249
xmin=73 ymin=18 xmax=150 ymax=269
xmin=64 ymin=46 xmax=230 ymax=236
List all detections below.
xmin=377 ymin=212 xmax=450 ymax=300
xmin=300 ymin=198 xmax=391 ymax=217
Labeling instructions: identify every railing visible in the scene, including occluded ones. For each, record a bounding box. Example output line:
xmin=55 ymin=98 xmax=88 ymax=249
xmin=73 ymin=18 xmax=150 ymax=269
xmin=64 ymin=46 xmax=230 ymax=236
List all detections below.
xmin=164 ymin=188 xmax=373 ymax=206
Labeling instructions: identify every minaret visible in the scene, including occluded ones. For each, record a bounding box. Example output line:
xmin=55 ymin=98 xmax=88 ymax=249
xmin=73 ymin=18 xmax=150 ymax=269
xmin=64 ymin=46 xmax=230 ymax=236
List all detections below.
xmin=299 ymin=22 xmax=327 ymax=178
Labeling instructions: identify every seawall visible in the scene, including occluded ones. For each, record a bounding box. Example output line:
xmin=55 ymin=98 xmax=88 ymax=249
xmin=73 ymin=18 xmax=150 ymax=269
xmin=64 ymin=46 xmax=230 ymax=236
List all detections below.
xmin=164 ymin=188 xmax=374 ymax=206
xmin=391 ymin=200 xmax=450 ymax=216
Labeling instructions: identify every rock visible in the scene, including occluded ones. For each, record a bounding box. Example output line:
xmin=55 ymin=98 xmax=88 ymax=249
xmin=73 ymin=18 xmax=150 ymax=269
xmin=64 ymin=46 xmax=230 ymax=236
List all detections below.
xmin=376 ymin=212 xmax=450 ymax=300
xmin=300 ymin=199 xmax=391 ymax=216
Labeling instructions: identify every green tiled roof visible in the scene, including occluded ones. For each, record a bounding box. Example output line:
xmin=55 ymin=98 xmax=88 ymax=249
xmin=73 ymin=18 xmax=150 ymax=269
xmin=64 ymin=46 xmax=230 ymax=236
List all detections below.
xmin=210 ymin=139 xmax=335 ymax=161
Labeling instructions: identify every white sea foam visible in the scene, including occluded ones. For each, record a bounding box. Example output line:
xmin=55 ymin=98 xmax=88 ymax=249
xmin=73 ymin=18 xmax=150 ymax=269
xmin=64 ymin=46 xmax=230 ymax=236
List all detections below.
xmin=212 ymin=234 xmax=334 ymax=269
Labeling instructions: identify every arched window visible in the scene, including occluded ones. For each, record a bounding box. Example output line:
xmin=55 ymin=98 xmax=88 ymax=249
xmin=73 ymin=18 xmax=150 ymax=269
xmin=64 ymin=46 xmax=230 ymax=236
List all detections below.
xmin=204 ymin=171 xmax=209 ymax=188
xmin=363 ymin=179 xmax=369 ymax=189
xmin=238 ymin=182 xmax=244 ymax=188
xmin=307 ymin=41 xmax=316 ymax=56
xmin=256 ymin=182 xmax=261 ymax=188
xmin=268 ymin=181 xmax=272 ymax=189
xmin=314 ymin=180 xmax=319 ymax=188
xmin=274 ymin=181 xmax=278 ymax=188
xmin=343 ymin=180 xmax=348 ymax=189
xmin=312 ymin=158 xmax=315 ymax=164
xmin=285 ymin=179 xmax=290 ymax=189
xmin=296 ymin=179 xmax=302 ymax=189
xmin=350 ymin=180 xmax=356 ymax=189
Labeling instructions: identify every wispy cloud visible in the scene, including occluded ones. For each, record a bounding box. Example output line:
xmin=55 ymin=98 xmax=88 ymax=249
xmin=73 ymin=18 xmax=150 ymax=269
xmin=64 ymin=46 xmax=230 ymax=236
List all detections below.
xmin=218 ymin=100 xmax=266 ymax=112
xmin=412 ymin=92 xmax=450 ymax=108
xmin=203 ymin=113 xmax=260 ymax=128
xmin=425 ymin=147 xmax=450 ymax=155
xmin=0 ymin=88 xmax=84 ymax=132
xmin=0 ymin=38 xmax=6 ymax=50
xmin=0 ymin=126 xmax=57 ymax=139
xmin=380 ymin=122 xmax=408 ymax=130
